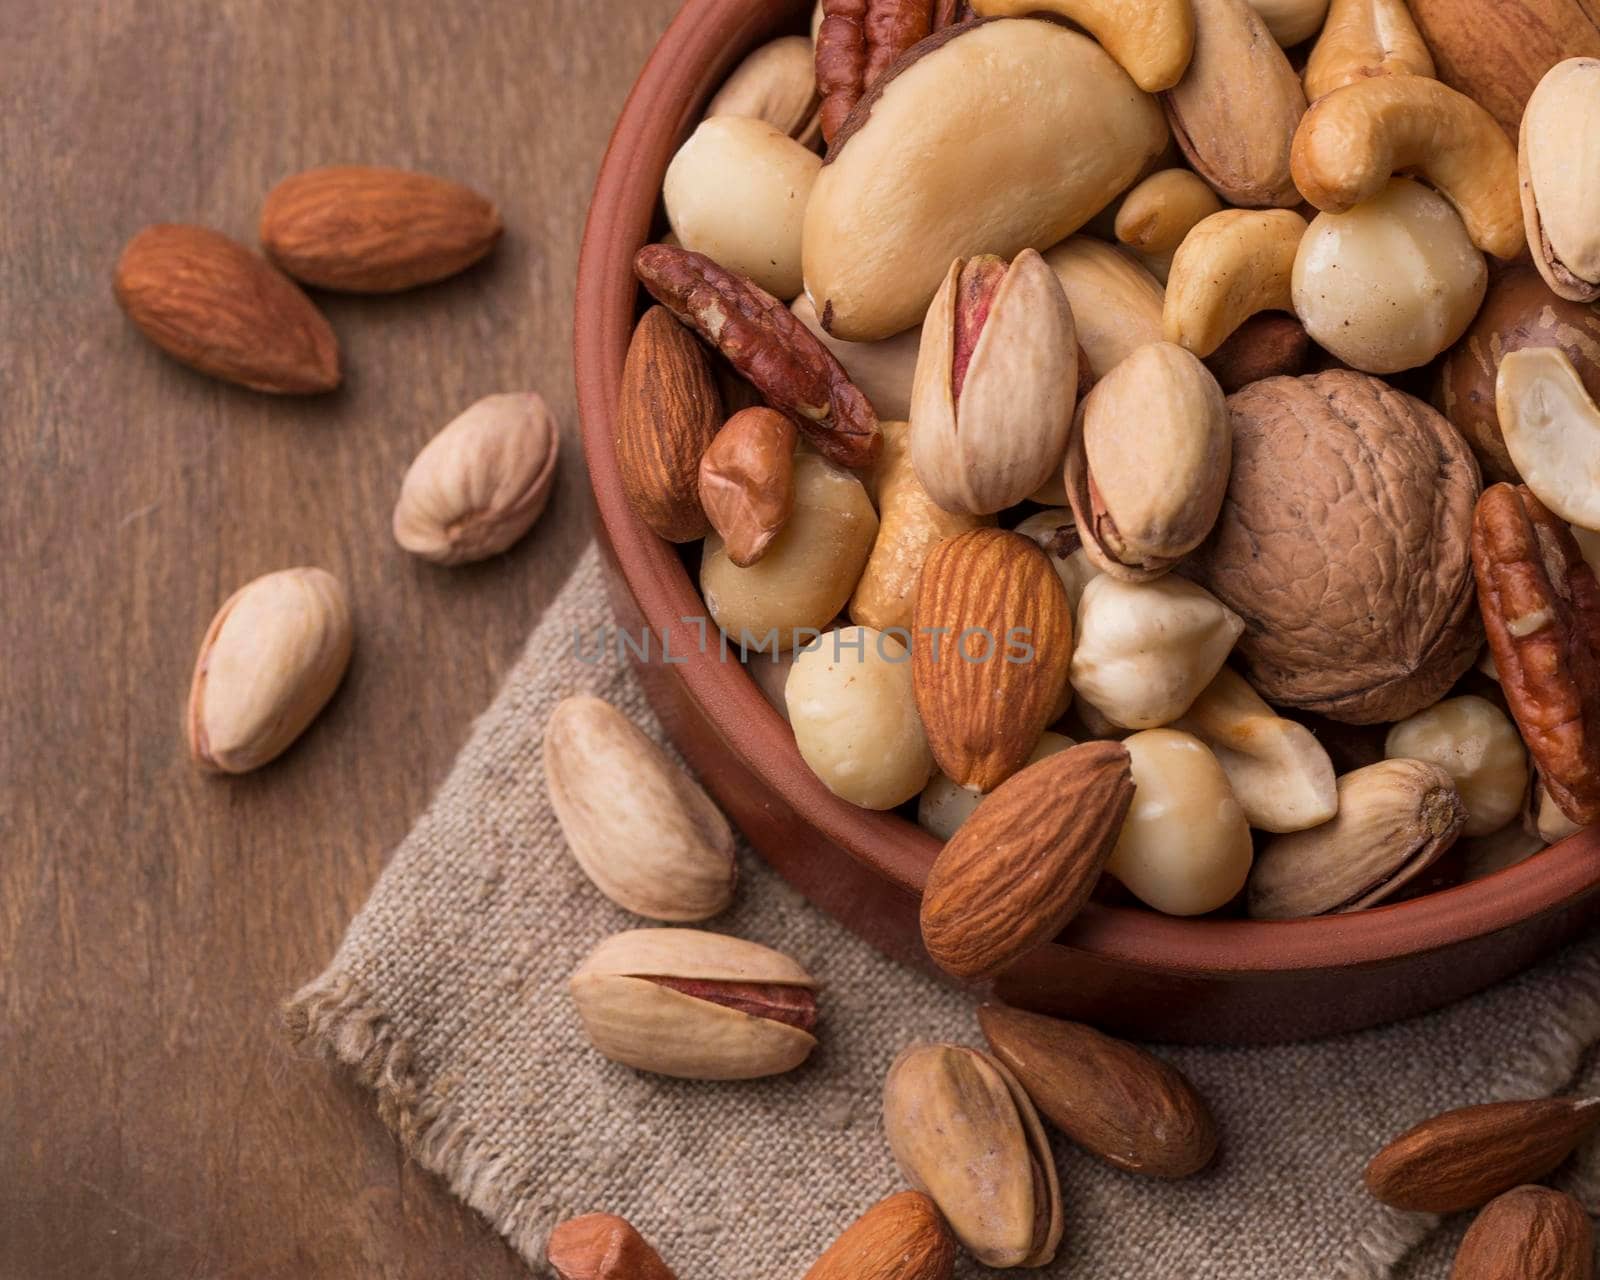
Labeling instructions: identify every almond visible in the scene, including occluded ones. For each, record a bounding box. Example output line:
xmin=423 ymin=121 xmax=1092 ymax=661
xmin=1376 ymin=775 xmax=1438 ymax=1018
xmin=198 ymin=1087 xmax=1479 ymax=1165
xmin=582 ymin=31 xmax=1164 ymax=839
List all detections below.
xmin=546 ymin=1213 xmax=677 ymax=1280
xmin=919 ymin=741 xmax=1134 ymax=980
xmin=1451 ymin=1186 xmax=1594 ymax=1280
xmin=113 ymin=225 xmax=339 ymax=394
xmin=803 ymin=1191 xmax=956 ymax=1280
xmin=616 ymin=306 xmax=724 ymax=542
xmin=1365 ymin=1097 xmax=1600 ymax=1213
xmin=978 ymin=1003 xmax=1218 ymax=1179
xmin=259 ymin=165 xmax=502 ymax=292
xmin=911 ymin=528 xmax=1074 ymax=792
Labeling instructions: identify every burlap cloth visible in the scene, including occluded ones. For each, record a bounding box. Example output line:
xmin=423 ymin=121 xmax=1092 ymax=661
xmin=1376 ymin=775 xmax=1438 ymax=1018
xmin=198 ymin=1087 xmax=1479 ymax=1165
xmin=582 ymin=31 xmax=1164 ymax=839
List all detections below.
xmin=286 ymin=541 xmax=1600 ymax=1279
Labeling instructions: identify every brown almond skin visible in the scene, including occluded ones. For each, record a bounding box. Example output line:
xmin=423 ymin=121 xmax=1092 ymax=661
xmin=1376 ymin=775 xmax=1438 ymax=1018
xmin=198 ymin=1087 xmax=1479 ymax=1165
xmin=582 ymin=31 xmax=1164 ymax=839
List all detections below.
xmin=978 ymin=1003 xmax=1218 ymax=1179
xmin=912 ymin=528 xmax=1074 ymax=791
xmin=1451 ymin=1186 xmax=1594 ymax=1280
xmin=616 ymin=306 xmax=723 ymax=543
xmin=1365 ymin=1098 xmax=1600 ymax=1214
xmin=803 ymin=1191 xmax=956 ymax=1280
xmin=260 ymin=165 xmax=502 ymax=292
xmin=113 ymin=224 xmax=340 ymax=394
xmin=920 ymin=742 xmax=1134 ymax=981
xmin=547 ymin=1213 xmax=677 ymax=1280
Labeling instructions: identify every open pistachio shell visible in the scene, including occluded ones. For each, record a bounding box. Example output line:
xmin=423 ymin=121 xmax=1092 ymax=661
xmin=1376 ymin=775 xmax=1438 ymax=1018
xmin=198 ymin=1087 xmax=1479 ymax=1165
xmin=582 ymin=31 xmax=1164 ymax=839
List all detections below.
xmin=570 ymin=929 xmax=818 ymax=1080
xmin=883 ymin=1042 xmax=1063 ymax=1269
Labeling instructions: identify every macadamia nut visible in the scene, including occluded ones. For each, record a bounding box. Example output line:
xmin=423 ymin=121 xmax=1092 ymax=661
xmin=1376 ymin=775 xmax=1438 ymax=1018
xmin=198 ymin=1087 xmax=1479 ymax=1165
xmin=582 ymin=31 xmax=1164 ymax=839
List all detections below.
xmin=1385 ymin=695 xmax=1529 ymax=836
xmin=1291 ymin=178 xmax=1486 ymax=374
xmin=1108 ymin=729 xmax=1253 ymax=915
xmin=664 ymin=116 xmax=821 ymax=299
xmin=787 ymin=627 xmax=934 ymax=809
xmin=701 ymin=452 xmax=877 ymax=653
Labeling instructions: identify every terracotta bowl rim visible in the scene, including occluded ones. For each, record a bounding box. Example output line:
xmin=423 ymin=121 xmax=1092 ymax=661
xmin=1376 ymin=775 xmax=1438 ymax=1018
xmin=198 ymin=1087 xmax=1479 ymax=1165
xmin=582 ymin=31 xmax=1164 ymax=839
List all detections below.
xmin=572 ymin=0 xmax=1600 ymax=979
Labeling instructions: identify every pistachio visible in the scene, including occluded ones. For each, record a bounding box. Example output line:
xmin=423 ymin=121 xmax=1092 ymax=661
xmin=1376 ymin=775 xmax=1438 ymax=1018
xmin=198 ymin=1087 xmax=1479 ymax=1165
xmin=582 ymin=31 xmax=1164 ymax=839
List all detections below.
xmin=1520 ymin=58 xmax=1600 ymax=303
xmin=882 ymin=1043 xmax=1063 ymax=1269
xmin=705 ymin=35 xmax=822 ymax=148
xmin=1043 ymin=237 xmax=1167 ymax=380
xmin=1065 ymin=342 xmax=1230 ymax=581
xmin=1173 ymin=666 xmax=1338 ymax=833
xmin=1012 ymin=510 xmax=1103 ymax=616
xmin=786 ymin=626 xmax=935 ymax=810
xmin=909 ymin=250 xmax=1079 ymax=514
xmin=1385 ymin=695 xmax=1529 ymax=837
xmin=569 ymin=929 xmax=818 ymax=1080
xmin=1069 ymin=574 xmax=1244 ymax=729
xmin=1109 ymin=729 xmax=1254 ymax=915
xmin=392 ymin=392 xmax=559 ymax=565
xmin=663 ymin=117 xmax=821 ymax=300
xmin=186 ymin=567 xmax=353 ymax=774
xmin=803 ymin=18 xmax=1167 ymax=341
xmin=544 ymin=696 xmax=736 ymax=922
xmin=1249 ymin=759 xmax=1467 ymax=918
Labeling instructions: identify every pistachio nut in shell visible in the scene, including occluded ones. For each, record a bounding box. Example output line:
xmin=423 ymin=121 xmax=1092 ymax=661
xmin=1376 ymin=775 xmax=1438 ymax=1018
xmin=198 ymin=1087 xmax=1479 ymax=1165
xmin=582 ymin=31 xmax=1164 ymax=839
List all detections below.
xmin=544 ymin=696 xmax=736 ymax=922
xmin=705 ymin=34 xmax=821 ymax=148
xmin=978 ymin=1003 xmax=1217 ymax=1178
xmin=1520 ymin=58 xmax=1600 ymax=304
xmin=186 ymin=567 xmax=352 ymax=774
xmin=882 ymin=1043 xmax=1063 ymax=1269
xmin=1108 ymin=729 xmax=1254 ymax=915
xmin=569 ymin=929 xmax=818 ymax=1080
xmin=910 ymin=250 xmax=1078 ymax=514
xmin=1069 ymin=574 xmax=1244 ymax=730
xmin=803 ymin=18 xmax=1167 ymax=342
xmin=1249 ymin=759 xmax=1467 ymax=919
xmin=1043 ymin=237 xmax=1166 ymax=380
xmin=1066 ymin=342 xmax=1229 ymax=580
xmin=392 ymin=392 xmax=558 ymax=565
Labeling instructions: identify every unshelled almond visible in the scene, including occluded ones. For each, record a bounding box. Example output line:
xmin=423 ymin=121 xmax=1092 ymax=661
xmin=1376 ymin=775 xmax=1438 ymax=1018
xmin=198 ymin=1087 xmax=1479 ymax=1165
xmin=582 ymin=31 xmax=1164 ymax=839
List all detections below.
xmin=616 ymin=306 xmax=723 ymax=542
xmin=802 ymin=1191 xmax=955 ymax=1280
xmin=260 ymin=165 xmax=502 ymax=292
xmin=978 ymin=1003 xmax=1218 ymax=1178
xmin=1451 ymin=1186 xmax=1593 ymax=1280
xmin=114 ymin=224 xmax=340 ymax=394
xmin=920 ymin=742 xmax=1134 ymax=980
xmin=1365 ymin=1097 xmax=1600 ymax=1213
xmin=547 ymin=1213 xmax=677 ymax=1280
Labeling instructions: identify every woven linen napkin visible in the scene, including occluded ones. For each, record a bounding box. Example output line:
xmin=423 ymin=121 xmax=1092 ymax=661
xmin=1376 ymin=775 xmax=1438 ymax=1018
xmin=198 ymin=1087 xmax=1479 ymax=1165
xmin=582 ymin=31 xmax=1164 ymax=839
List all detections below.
xmin=286 ymin=540 xmax=1600 ymax=1279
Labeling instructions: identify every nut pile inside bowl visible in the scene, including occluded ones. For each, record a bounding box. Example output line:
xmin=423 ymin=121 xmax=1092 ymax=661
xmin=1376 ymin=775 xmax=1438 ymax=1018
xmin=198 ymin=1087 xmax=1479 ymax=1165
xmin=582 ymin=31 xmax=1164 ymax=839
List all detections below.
xmin=617 ymin=8 xmax=1600 ymax=965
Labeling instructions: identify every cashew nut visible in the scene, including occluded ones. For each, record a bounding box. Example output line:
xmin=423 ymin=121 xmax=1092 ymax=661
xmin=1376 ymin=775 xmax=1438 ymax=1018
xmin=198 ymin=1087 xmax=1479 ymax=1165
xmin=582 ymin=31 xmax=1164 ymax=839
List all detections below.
xmin=1114 ymin=168 xmax=1224 ymax=281
xmin=1302 ymin=0 xmax=1433 ymax=102
xmin=1162 ymin=209 xmax=1308 ymax=358
xmin=1495 ymin=347 xmax=1600 ymax=532
xmin=1172 ymin=666 xmax=1338 ymax=833
xmin=1289 ymin=76 xmax=1525 ymax=260
xmin=969 ymin=0 xmax=1195 ymax=92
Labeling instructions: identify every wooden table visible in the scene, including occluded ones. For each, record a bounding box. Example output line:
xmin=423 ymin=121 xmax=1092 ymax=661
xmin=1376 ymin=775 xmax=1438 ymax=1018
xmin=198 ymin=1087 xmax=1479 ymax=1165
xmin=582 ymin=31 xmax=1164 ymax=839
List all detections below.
xmin=1 ymin=1 xmax=680 ymax=1272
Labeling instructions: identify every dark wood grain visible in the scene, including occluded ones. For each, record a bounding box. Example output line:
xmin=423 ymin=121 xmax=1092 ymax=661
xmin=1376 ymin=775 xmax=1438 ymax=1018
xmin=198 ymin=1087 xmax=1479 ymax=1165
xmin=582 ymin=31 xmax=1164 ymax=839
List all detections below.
xmin=0 ymin=1 xmax=680 ymax=1274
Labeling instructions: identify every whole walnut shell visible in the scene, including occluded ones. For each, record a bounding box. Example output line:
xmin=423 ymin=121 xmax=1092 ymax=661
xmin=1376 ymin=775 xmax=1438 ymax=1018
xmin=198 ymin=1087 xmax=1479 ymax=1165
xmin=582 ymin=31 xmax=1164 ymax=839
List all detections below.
xmin=1436 ymin=264 xmax=1600 ymax=485
xmin=1189 ymin=372 xmax=1482 ymax=724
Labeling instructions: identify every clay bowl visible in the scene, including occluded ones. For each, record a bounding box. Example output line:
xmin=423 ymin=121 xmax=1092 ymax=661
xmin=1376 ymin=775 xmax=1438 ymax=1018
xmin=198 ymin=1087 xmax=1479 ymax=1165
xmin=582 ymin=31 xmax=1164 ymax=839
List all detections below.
xmin=573 ymin=0 xmax=1600 ymax=1043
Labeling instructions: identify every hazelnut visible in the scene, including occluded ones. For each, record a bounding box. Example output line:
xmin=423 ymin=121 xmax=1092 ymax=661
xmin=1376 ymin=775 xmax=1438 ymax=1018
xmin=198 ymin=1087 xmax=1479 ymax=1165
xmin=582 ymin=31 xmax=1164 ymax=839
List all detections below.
xmin=1385 ymin=696 xmax=1529 ymax=837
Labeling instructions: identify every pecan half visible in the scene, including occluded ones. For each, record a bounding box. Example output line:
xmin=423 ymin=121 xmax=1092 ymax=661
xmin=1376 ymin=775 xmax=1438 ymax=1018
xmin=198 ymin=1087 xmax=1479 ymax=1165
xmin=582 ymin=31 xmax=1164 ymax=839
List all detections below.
xmin=634 ymin=244 xmax=880 ymax=468
xmin=1472 ymin=483 xmax=1600 ymax=824
xmin=816 ymin=0 xmax=942 ymax=145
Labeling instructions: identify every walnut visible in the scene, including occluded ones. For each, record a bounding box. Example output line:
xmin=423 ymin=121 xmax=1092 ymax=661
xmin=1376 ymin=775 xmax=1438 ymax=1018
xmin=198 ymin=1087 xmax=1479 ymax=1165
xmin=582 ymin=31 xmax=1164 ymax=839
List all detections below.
xmin=1189 ymin=371 xmax=1483 ymax=723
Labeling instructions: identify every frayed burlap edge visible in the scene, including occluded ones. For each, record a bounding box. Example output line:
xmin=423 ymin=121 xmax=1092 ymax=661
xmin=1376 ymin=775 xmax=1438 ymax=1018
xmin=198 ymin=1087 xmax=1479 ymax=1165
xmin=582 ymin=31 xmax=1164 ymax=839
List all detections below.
xmin=283 ymin=971 xmax=551 ymax=1263
xmin=1337 ymin=941 xmax=1600 ymax=1278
